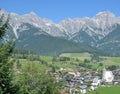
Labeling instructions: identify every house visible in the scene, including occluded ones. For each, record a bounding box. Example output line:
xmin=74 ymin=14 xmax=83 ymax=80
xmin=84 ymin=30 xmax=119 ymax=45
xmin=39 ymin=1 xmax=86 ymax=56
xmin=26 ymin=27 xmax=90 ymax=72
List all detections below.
xmin=64 ymin=84 xmax=75 ymax=94
xmin=92 ymin=76 xmax=101 ymax=85
xmin=83 ymin=75 xmax=92 ymax=83
xmin=80 ymin=85 xmax=87 ymax=94
xmin=68 ymin=71 xmax=80 ymax=78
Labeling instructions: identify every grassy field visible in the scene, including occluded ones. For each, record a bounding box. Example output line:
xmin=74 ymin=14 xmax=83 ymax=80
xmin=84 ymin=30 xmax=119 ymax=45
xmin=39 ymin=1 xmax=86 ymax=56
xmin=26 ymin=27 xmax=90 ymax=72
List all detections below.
xmin=40 ymin=55 xmax=53 ymax=62
xmin=88 ymin=86 xmax=120 ymax=94
xmin=15 ymin=59 xmax=50 ymax=72
xmin=14 ymin=52 xmax=120 ymax=72
xmin=59 ymin=52 xmax=91 ymax=61
xmin=60 ymin=53 xmax=120 ymax=66
xmin=101 ymin=56 xmax=120 ymax=66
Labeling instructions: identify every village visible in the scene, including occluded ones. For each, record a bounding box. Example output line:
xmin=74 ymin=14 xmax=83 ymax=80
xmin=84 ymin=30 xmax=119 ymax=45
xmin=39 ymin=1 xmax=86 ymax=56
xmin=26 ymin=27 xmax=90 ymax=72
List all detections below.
xmin=52 ymin=66 xmax=120 ymax=94
xmin=13 ymin=52 xmax=120 ymax=94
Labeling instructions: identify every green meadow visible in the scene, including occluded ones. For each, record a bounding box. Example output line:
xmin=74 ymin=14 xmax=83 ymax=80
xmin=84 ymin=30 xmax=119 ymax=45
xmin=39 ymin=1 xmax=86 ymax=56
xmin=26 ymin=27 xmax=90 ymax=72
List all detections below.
xmin=60 ymin=53 xmax=120 ymax=66
xmin=88 ymin=86 xmax=120 ymax=94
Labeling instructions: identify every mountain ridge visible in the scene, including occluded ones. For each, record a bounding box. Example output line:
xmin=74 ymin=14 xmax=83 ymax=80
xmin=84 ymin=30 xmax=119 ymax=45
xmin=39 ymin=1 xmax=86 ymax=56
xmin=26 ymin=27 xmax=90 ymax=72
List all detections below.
xmin=1 ymin=9 xmax=120 ymax=56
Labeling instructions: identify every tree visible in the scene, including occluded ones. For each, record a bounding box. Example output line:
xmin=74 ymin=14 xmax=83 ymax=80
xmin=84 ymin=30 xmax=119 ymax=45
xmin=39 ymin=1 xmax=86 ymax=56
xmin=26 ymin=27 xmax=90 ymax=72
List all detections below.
xmin=84 ymin=59 xmax=90 ymax=63
xmin=16 ymin=60 xmax=21 ymax=69
xmin=99 ymin=63 xmax=103 ymax=67
xmin=51 ymin=65 xmax=56 ymax=72
xmin=107 ymin=65 xmax=117 ymax=71
xmin=17 ymin=62 xmax=60 ymax=94
xmin=0 ymin=9 xmax=19 ymax=94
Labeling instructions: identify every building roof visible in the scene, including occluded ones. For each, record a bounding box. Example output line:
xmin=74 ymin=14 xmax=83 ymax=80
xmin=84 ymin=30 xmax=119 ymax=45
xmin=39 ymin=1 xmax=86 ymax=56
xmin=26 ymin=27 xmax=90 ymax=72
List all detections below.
xmin=80 ymin=85 xmax=87 ymax=89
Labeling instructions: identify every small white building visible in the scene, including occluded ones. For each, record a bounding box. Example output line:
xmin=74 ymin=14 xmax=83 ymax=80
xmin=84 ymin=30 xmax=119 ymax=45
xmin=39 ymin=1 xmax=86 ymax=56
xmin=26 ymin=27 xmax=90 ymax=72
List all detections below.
xmin=93 ymin=77 xmax=101 ymax=85
xmin=91 ymin=77 xmax=101 ymax=90
xmin=80 ymin=85 xmax=87 ymax=94
xmin=91 ymin=82 xmax=98 ymax=90
xmin=102 ymin=68 xmax=114 ymax=83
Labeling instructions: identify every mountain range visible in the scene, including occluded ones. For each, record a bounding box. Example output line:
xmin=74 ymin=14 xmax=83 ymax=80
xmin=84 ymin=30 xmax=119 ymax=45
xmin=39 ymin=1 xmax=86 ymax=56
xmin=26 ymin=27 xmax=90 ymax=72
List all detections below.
xmin=0 ymin=9 xmax=120 ymax=56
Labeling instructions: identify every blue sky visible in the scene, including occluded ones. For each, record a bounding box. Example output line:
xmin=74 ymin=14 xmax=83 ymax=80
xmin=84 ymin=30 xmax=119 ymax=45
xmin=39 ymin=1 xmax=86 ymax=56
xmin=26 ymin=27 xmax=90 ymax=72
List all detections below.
xmin=0 ymin=0 xmax=120 ymax=23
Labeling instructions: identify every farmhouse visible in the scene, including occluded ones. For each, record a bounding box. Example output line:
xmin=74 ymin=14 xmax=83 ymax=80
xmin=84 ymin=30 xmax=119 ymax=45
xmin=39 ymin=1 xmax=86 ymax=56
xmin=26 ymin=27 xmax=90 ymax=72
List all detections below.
xmin=80 ymin=85 xmax=87 ymax=94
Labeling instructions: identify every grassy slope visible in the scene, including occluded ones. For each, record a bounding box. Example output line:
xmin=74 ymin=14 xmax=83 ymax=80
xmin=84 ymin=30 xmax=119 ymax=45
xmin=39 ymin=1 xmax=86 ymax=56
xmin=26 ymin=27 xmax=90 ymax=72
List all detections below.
xmin=100 ymin=56 xmax=120 ymax=66
xmin=60 ymin=53 xmax=120 ymax=66
xmin=59 ymin=52 xmax=91 ymax=61
xmin=88 ymin=86 xmax=120 ymax=94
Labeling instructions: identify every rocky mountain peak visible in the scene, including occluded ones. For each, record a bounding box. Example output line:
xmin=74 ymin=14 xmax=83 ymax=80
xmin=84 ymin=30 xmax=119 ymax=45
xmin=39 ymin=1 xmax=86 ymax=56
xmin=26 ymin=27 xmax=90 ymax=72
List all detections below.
xmin=94 ymin=11 xmax=116 ymax=19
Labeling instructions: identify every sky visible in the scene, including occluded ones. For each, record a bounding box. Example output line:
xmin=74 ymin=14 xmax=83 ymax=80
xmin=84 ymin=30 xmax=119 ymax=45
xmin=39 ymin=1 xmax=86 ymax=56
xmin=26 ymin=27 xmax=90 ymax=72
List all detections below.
xmin=0 ymin=0 xmax=120 ymax=23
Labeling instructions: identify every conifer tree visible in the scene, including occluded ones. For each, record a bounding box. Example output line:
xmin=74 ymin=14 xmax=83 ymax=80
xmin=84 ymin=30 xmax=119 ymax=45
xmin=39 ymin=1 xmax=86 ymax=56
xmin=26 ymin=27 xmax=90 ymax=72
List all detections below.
xmin=0 ymin=9 xmax=19 ymax=94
